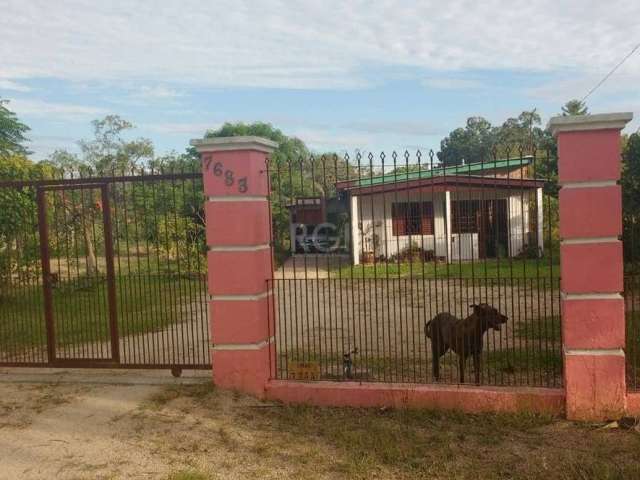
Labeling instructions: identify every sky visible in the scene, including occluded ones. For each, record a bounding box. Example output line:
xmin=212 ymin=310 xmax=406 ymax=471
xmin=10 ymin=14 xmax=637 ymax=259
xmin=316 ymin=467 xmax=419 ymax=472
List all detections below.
xmin=1 ymin=0 xmax=640 ymax=160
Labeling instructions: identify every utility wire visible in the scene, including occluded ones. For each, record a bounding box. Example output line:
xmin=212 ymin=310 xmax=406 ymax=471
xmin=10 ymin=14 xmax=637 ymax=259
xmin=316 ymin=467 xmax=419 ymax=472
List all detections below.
xmin=581 ymin=42 xmax=640 ymax=102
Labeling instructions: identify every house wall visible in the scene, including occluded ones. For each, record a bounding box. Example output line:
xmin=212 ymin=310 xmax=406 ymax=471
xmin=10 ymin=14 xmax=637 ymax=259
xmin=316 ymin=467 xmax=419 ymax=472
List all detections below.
xmin=355 ymin=188 xmax=536 ymax=263
xmin=356 ymin=190 xmax=448 ymax=261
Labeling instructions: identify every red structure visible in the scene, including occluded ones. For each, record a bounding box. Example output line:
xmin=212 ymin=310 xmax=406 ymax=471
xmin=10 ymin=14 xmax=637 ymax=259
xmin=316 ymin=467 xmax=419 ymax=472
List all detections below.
xmin=194 ymin=112 xmax=639 ymax=420
xmin=550 ymin=113 xmax=632 ymax=421
xmin=192 ymin=136 xmax=278 ymax=397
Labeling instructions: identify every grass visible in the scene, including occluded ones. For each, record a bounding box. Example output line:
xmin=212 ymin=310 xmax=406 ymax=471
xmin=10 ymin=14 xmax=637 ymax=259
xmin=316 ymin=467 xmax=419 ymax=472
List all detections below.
xmin=279 ymin=339 xmax=564 ymax=387
xmin=334 ymin=258 xmax=560 ymax=280
xmin=0 ymin=272 xmax=205 ymax=352
xmin=514 ymin=315 xmax=562 ymax=342
xmin=486 ymin=349 xmax=562 ymax=379
xmin=135 ymin=385 xmax=640 ymax=480
xmin=167 ymin=470 xmax=210 ymax=480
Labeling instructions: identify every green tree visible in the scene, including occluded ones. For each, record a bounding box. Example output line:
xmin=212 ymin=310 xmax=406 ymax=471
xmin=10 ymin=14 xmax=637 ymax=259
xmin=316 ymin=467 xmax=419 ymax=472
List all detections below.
xmin=43 ymin=116 xmax=156 ymax=276
xmin=622 ymin=132 xmax=640 ymax=266
xmin=0 ymin=98 xmax=30 ymax=157
xmin=0 ymin=155 xmax=51 ymax=295
xmin=202 ymin=122 xmax=311 ymax=262
xmin=202 ymin=122 xmax=357 ymax=262
xmin=438 ymin=117 xmax=496 ymax=166
xmin=561 ymin=99 xmax=589 ymax=116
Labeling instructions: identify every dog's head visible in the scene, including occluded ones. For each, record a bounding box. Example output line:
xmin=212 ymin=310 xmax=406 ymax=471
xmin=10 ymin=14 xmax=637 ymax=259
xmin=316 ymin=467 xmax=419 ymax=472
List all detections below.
xmin=470 ymin=303 xmax=508 ymax=331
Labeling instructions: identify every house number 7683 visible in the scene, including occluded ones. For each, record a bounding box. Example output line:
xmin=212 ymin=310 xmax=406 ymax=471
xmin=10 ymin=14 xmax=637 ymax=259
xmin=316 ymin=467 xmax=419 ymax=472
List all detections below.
xmin=205 ymin=157 xmax=248 ymax=193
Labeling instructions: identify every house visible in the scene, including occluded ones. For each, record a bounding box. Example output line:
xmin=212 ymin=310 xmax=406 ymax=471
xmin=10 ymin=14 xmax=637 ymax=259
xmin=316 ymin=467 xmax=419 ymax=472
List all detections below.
xmin=336 ymin=156 xmax=545 ymax=264
xmin=287 ymin=196 xmax=350 ymax=254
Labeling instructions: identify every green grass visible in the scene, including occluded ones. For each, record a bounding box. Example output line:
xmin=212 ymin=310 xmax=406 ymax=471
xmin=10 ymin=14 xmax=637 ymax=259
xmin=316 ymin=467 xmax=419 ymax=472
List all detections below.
xmin=144 ymin=385 xmax=640 ymax=479
xmin=0 ymin=273 xmax=205 ymax=352
xmin=334 ymin=258 xmax=560 ymax=280
xmin=514 ymin=315 xmax=562 ymax=342
xmin=486 ymin=349 xmax=563 ymax=377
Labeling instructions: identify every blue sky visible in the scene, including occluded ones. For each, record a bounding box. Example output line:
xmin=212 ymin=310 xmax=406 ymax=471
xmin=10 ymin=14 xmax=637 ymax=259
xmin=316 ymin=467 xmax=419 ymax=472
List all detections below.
xmin=1 ymin=1 xmax=639 ymax=160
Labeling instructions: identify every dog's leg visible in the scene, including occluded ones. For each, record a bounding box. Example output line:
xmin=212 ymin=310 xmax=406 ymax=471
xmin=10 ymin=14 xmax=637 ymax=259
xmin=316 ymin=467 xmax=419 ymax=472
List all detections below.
xmin=458 ymin=355 xmax=465 ymax=384
xmin=431 ymin=335 xmax=441 ymax=381
xmin=473 ymin=353 xmax=481 ymax=385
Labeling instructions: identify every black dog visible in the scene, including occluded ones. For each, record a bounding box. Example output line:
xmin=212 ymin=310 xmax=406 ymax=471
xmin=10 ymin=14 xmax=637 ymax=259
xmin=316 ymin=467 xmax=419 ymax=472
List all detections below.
xmin=425 ymin=304 xmax=508 ymax=384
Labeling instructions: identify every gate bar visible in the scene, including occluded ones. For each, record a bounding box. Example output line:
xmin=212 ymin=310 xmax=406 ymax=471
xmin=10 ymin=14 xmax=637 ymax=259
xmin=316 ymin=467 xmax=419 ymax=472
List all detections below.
xmin=36 ymin=188 xmax=56 ymax=363
xmin=101 ymin=184 xmax=120 ymax=363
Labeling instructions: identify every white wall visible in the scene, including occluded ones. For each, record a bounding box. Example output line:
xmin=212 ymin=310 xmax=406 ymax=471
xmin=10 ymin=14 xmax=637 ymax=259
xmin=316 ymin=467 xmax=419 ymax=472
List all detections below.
xmin=357 ymin=190 xmax=448 ymax=260
xmin=354 ymin=187 xmax=537 ymax=262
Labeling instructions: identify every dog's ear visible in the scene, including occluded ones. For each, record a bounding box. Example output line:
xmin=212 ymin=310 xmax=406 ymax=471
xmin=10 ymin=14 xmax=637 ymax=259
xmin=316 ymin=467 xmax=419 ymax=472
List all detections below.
xmin=470 ymin=304 xmax=483 ymax=316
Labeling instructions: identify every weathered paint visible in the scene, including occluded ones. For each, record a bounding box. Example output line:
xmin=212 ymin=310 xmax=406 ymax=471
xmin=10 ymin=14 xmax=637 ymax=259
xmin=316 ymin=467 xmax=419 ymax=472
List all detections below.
xmin=561 ymin=298 xmax=625 ymax=350
xmin=205 ymin=200 xmax=270 ymax=246
xmin=557 ymin=129 xmax=621 ymax=183
xmin=265 ymin=380 xmax=565 ymax=414
xmin=560 ymin=242 xmax=624 ymax=294
xmin=564 ymin=354 xmax=626 ymax=421
xmin=559 ymin=185 xmax=622 ymax=239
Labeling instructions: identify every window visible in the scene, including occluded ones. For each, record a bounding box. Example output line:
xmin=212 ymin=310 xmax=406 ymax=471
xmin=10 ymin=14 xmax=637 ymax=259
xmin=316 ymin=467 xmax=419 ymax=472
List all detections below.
xmin=451 ymin=200 xmax=480 ymax=234
xmin=391 ymin=202 xmax=434 ymax=236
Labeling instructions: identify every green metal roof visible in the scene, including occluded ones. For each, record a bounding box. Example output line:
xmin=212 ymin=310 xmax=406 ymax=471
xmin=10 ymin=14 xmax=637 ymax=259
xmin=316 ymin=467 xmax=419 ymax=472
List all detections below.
xmin=351 ymin=156 xmax=533 ymax=188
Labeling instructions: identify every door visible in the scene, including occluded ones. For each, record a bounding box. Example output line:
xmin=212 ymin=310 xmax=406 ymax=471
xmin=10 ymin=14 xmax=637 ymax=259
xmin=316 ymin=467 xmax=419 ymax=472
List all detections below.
xmin=37 ymin=184 xmax=119 ymax=364
xmin=482 ymin=199 xmax=508 ymax=258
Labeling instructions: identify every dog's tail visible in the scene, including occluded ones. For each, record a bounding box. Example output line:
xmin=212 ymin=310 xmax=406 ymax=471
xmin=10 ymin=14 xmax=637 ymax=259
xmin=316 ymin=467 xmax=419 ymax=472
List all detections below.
xmin=425 ymin=319 xmax=432 ymax=339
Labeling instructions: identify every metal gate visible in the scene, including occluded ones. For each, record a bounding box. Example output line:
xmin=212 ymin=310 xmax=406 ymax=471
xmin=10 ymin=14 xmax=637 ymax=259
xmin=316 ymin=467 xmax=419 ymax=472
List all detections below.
xmin=267 ymin=148 xmax=562 ymax=387
xmin=0 ymin=169 xmax=210 ymax=372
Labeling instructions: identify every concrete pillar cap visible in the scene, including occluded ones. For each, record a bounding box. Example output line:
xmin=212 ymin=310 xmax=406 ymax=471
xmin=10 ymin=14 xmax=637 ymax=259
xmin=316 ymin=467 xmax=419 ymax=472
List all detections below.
xmin=190 ymin=136 xmax=279 ymax=153
xmin=548 ymin=112 xmax=633 ymax=137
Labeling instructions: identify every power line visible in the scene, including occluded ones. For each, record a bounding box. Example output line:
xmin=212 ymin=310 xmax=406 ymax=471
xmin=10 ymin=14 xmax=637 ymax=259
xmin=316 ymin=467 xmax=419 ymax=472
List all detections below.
xmin=581 ymin=42 xmax=640 ymax=102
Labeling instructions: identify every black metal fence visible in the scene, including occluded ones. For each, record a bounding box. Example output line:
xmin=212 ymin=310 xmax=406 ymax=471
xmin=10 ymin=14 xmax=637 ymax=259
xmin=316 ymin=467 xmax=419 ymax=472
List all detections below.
xmin=623 ymin=150 xmax=639 ymax=390
xmin=267 ymin=148 xmax=562 ymax=387
xmin=0 ymin=167 xmax=210 ymax=371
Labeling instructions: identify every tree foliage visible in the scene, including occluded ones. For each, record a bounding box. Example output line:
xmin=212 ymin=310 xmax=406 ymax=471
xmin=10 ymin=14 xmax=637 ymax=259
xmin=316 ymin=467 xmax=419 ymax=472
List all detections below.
xmin=0 ymin=99 xmax=30 ymax=158
xmin=0 ymin=155 xmax=53 ymax=292
xmin=561 ymin=99 xmax=589 ymax=116
xmin=202 ymin=122 xmax=353 ymax=262
xmin=623 ymin=132 xmax=640 ymax=265
xmin=438 ymin=117 xmax=495 ymax=166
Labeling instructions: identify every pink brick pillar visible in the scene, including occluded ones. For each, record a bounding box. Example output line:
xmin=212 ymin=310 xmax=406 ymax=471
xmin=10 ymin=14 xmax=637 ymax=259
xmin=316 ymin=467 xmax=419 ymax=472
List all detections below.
xmin=549 ymin=112 xmax=633 ymax=421
xmin=190 ymin=136 xmax=278 ymax=398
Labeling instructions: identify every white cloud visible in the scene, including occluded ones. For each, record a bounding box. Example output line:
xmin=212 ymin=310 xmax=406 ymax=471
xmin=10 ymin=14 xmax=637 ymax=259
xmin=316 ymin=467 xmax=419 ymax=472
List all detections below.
xmin=141 ymin=121 xmax=217 ymax=135
xmin=342 ymin=120 xmax=442 ymax=136
xmin=422 ymin=77 xmax=483 ymax=90
xmin=131 ymin=85 xmax=184 ymax=100
xmin=1 ymin=0 xmax=639 ymax=90
xmin=9 ymin=98 xmax=108 ymax=120
xmin=0 ymin=79 xmax=31 ymax=92
xmin=27 ymin=134 xmax=80 ymax=160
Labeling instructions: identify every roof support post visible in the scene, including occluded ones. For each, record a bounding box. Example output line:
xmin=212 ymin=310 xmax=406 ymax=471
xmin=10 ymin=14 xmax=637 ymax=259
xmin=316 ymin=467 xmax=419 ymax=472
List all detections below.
xmin=351 ymin=194 xmax=360 ymax=265
xmin=445 ymin=190 xmax=452 ymax=263
xmin=536 ymin=187 xmax=544 ymax=256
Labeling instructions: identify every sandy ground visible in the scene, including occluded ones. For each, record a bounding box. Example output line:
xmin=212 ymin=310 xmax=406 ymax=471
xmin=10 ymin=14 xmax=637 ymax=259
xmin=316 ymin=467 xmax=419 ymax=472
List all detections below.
xmin=54 ymin=304 xmax=210 ymax=366
xmin=0 ymin=369 xmax=210 ymax=480
xmin=1 ymin=368 xmax=639 ymax=480
xmin=273 ymin=254 xmax=350 ymax=279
